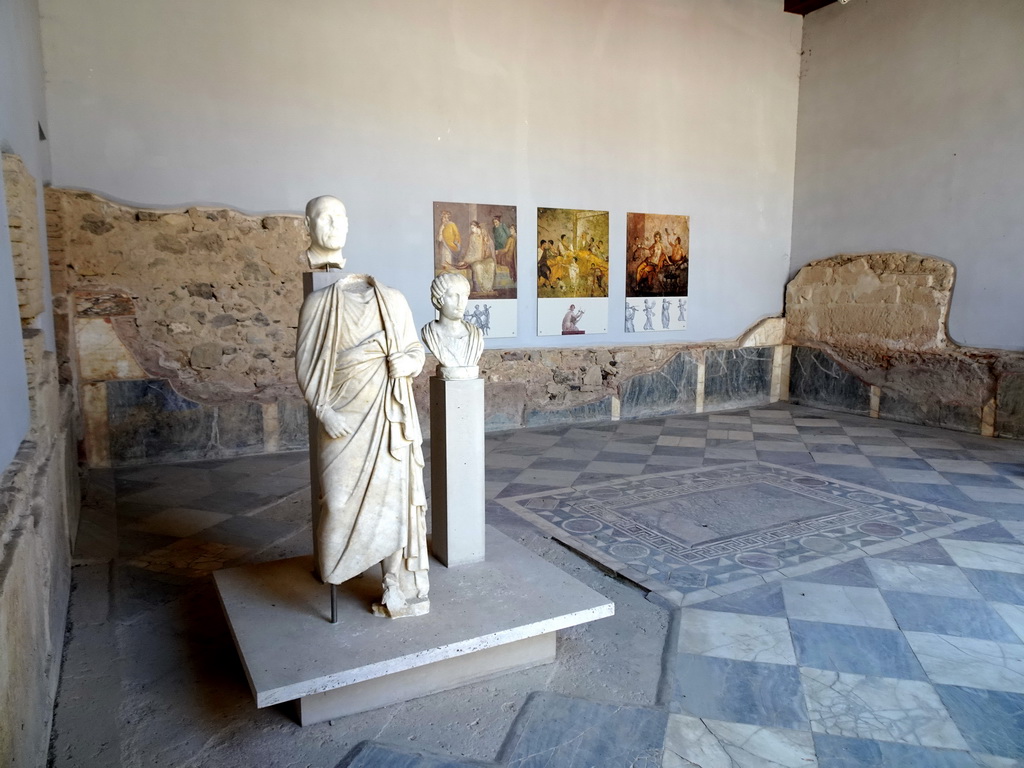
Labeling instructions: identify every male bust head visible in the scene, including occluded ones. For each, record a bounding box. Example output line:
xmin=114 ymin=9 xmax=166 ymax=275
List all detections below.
xmin=304 ymin=195 xmax=349 ymax=270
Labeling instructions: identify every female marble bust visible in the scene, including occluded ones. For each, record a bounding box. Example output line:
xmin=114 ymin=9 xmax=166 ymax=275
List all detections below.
xmin=420 ymin=273 xmax=483 ymax=379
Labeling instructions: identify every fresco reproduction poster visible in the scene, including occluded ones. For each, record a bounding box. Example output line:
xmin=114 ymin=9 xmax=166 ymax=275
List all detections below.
xmin=433 ymin=200 xmax=517 ymax=338
xmin=624 ymin=212 xmax=689 ymax=333
xmin=536 ymin=207 xmax=609 ymax=336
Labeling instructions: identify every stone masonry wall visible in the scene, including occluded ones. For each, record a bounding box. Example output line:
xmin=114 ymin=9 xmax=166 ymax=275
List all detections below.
xmin=785 ymin=253 xmax=1024 ymax=437
xmin=1 ymin=156 xmax=80 ymax=768
xmin=46 ymin=188 xmax=791 ymax=467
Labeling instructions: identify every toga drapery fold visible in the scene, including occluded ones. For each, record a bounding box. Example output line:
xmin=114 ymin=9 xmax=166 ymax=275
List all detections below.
xmin=295 ymin=275 xmax=427 ymax=586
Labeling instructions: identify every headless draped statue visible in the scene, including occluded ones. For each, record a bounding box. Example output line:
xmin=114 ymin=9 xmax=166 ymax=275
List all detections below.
xmin=420 ymin=273 xmax=484 ymax=380
xmin=295 ymin=196 xmax=429 ymax=619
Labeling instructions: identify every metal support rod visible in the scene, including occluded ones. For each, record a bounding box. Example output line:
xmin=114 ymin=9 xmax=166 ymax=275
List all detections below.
xmin=330 ymin=583 xmax=338 ymax=624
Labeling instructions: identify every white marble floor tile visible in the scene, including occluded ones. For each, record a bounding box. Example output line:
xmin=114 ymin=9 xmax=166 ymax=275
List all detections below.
xmin=844 ymin=427 xmax=897 ymax=437
xmin=960 ymin=486 xmax=1024 ymax=504
xmin=707 ymin=429 xmax=755 ymax=441
xmin=800 ymin=668 xmax=969 ymax=749
xmin=905 ymin=631 xmax=1024 ymax=694
xmin=512 ymin=468 xmax=582 ymax=486
xmin=663 ymin=715 xmax=817 ymax=768
xmin=677 ymin=609 xmax=796 ymax=665
xmin=486 ymin=453 xmax=537 ymax=469
xmin=857 ymin=444 xmax=921 ymax=458
xmin=782 ymin=582 xmax=897 ymax=629
xmin=992 ymin=603 xmax=1024 ymax=643
xmin=706 ymin=448 xmax=758 ymax=461
xmin=795 ymin=419 xmax=840 ymax=427
xmin=754 ymin=440 xmax=809 ymax=452
xmin=751 ymin=423 xmax=800 ymax=435
xmin=803 ymin=435 xmax=856 ymax=445
xmin=865 ymin=559 xmax=982 ymax=599
xmin=940 ymin=540 xmax=1024 ymax=575
xmin=657 ymin=436 xmax=707 ymax=448
xmin=583 ymin=461 xmax=645 ymax=476
xmin=903 ymin=438 xmax=966 ymax=449
xmin=879 ymin=468 xmax=950 ymax=484
xmin=811 ymin=453 xmax=874 ymax=467
xmin=999 ymin=521 xmax=1024 ymax=544
xmin=603 ymin=440 xmax=657 ymax=455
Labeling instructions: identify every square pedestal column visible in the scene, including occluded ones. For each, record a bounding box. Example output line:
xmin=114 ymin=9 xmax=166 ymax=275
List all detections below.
xmin=429 ymin=376 xmax=485 ymax=566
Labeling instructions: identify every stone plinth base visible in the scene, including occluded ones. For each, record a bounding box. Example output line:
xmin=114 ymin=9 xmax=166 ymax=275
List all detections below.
xmin=213 ymin=526 xmax=614 ymax=726
xmin=429 ymin=376 xmax=486 ymax=566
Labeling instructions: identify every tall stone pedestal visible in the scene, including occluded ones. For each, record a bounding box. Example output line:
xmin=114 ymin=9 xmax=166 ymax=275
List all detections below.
xmin=429 ymin=376 xmax=485 ymax=566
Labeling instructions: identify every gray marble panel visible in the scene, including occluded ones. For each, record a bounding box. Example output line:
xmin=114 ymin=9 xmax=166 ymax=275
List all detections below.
xmin=106 ymin=379 xmax=264 ymax=465
xmin=277 ymin=396 xmax=309 ymax=450
xmin=879 ymin=390 xmax=981 ymax=435
xmin=996 ymin=372 xmax=1024 ymax=440
xmin=789 ymin=347 xmax=871 ymax=415
xmin=499 ymin=692 xmax=667 ymax=768
xmin=620 ymin=351 xmax=698 ymax=419
xmin=703 ymin=347 xmax=773 ymax=410
xmin=524 ymin=397 xmax=612 ymax=429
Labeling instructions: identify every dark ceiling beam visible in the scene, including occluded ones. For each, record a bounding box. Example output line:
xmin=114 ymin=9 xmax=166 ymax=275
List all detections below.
xmin=785 ymin=0 xmax=838 ymax=14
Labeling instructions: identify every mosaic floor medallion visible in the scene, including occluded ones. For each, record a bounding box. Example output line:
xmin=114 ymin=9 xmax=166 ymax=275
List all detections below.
xmin=499 ymin=461 xmax=987 ymax=604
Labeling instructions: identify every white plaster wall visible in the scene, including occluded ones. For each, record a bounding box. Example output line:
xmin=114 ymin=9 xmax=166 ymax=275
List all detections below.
xmin=40 ymin=0 xmax=801 ymax=347
xmin=0 ymin=0 xmax=51 ymax=470
xmin=792 ymin=0 xmax=1024 ymax=351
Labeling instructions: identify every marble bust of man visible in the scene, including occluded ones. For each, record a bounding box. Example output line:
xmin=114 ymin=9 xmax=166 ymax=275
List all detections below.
xmin=421 ymin=272 xmax=483 ymax=380
xmin=295 ymin=195 xmax=429 ymax=618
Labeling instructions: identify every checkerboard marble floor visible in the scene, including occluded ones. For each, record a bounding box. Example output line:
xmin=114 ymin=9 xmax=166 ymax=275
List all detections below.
xmin=53 ymin=404 xmax=1024 ymax=767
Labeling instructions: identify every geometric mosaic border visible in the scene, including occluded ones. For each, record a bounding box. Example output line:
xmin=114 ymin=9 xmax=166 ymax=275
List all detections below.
xmin=499 ymin=461 xmax=989 ymax=606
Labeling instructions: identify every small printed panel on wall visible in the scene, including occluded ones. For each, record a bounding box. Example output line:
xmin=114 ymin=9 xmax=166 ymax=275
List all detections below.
xmin=536 ymin=207 xmax=609 ymax=336
xmin=433 ymin=201 xmax=517 ymax=339
xmin=625 ymin=212 xmax=689 ymax=333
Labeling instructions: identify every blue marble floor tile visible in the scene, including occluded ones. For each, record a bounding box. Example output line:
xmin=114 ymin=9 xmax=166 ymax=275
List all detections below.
xmin=963 ymin=568 xmax=1024 ymax=606
xmin=961 ymin=502 xmax=1024 ymax=522
xmin=944 ymin=522 xmax=1021 ymax=545
xmin=871 ymin=539 xmax=958 ymax=566
xmin=942 ymin=472 xmax=1022 ymax=488
xmin=870 ymin=456 xmax=935 ymax=471
xmin=936 ymin=685 xmax=1024 ymax=758
xmin=756 ymin=450 xmax=816 ymax=466
xmin=671 ymin=654 xmax=808 ymax=730
xmin=885 ymin=482 xmax=982 ymax=510
xmin=695 ymin=583 xmax=787 ymax=617
xmin=499 ymin=692 xmax=667 ymax=768
xmin=592 ymin=451 xmax=650 ymax=464
xmin=801 ymin=464 xmax=886 ymax=486
xmin=790 ymin=619 xmax=927 ymax=680
xmin=812 ymin=733 xmax=983 ymax=768
xmin=336 ymin=741 xmax=496 ymax=768
xmin=991 ymin=462 xmax=1024 ymax=478
xmin=795 ymin=558 xmax=878 ymax=588
xmin=882 ymin=591 xmax=1022 ymax=643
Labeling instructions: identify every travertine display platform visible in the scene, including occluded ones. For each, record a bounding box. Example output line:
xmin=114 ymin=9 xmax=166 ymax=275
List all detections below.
xmin=214 ymin=526 xmax=614 ymax=725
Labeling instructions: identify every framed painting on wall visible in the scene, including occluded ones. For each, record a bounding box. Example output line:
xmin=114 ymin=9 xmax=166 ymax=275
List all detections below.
xmin=433 ymin=201 xmax=517 ymax=339
xmin=624 ymin=212 xmax=689 ymax=333
xmin=536 ymin=207 xmax=609 ymax=336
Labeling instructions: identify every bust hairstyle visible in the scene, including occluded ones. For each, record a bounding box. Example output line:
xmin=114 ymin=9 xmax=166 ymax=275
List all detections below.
xmin=430 ymin=272 xmax=471 ymax=310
